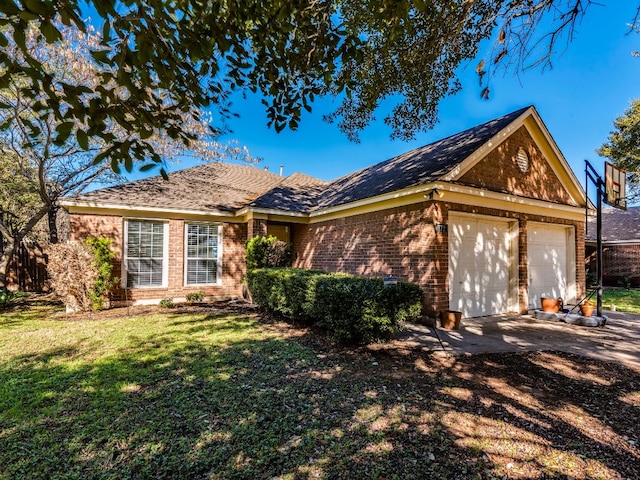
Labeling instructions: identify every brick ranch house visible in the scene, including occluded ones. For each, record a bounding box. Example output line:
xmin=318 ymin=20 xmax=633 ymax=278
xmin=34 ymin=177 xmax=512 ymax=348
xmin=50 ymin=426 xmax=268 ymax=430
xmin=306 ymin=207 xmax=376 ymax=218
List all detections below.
xmin=60 ymin=105 xmax=588 ymax=318
xmin=586 ymin=206 xmax=640 ymax=288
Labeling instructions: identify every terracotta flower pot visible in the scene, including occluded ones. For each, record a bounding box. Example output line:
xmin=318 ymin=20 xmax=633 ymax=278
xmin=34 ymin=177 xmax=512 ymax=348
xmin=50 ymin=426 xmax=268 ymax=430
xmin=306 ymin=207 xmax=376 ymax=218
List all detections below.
xmin=580 ymin=304 xmax=595 ymax=317
xmin=541 ymin=297 xmax=563 ymax=313
xmin=440 ymin=310 xmax=462 ymax=330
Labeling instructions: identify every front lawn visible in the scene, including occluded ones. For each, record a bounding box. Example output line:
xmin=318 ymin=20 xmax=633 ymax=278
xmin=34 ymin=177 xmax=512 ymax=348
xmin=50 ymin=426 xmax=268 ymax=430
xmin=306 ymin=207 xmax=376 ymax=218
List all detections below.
xmin=1 ymin=298 xmax=639 ymax=479
xmin=602 ymin=288 xmax=640 ymax=314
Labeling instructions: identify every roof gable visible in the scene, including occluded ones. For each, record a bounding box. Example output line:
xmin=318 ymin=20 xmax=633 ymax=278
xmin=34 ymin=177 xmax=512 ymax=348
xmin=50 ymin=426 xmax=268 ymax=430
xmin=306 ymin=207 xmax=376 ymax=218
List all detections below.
xmin=443 ymin=106 xmax=585 ymax=207
xmin=456 ymin=125 xmax=576 ymax=205
xmin=313 ymin=106 xmax=531 ymax=210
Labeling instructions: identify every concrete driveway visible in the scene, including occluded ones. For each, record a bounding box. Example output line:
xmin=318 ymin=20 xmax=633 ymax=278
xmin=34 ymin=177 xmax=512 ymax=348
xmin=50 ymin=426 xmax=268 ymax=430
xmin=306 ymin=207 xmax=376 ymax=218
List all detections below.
xmin=396 ymin=311 xmax=640 ymax=371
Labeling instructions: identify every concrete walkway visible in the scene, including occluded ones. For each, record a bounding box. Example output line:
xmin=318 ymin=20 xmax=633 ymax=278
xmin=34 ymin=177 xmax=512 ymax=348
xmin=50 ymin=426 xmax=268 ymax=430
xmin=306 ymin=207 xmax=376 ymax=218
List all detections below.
xmin=395 ymin=310 xmax=640 ymax=371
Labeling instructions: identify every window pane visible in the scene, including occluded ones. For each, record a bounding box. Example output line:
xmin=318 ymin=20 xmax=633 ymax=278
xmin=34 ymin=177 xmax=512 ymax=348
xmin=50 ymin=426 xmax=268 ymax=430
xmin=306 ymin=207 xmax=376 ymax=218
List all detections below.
xmin=126 ymin=221 xmax=164 ymax=287
xmin=187 ymin=259 xmax=216 ymax=285
xmin=185 ymin=223 xmax=219 ymax=285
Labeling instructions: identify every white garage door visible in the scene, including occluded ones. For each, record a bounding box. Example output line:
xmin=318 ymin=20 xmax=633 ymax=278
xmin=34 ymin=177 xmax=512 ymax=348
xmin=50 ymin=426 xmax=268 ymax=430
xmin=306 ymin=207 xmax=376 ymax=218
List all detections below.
xmin=449 ymin=215 xmax=513 ymax=318
xmin=528 ymin=224 xmax=573 ymax=309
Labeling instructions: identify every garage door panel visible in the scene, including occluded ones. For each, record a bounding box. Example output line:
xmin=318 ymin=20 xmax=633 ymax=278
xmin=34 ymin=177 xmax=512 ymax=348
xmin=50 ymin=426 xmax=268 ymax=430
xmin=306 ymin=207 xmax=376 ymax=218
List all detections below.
xmin=450 ymin=216 xmax=512 ymax=318
xmin=528 ymin=225 xmax=570 ymax=309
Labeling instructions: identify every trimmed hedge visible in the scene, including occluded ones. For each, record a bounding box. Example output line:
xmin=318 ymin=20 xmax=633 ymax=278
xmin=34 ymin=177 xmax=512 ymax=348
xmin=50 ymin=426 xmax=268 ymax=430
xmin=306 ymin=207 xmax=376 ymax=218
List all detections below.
xmin=247 ymin=268 xmax=423 ymax=344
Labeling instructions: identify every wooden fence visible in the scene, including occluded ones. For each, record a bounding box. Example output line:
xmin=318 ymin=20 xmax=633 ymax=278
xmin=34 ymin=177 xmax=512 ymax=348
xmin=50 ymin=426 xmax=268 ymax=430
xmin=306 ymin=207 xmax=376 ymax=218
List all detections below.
xmin=1 ymin=240 xmax=48 ymax=292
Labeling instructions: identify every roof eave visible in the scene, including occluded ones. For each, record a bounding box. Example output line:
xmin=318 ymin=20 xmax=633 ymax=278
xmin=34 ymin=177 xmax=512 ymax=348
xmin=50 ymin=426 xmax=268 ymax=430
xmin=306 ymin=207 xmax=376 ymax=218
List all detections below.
xmin=236 ymin=206 xmax=310 ymax=218
xmin=60 ymin=199 xmax=237 ymax=218
xmin=307 ymin=181 xmax=586 ymax=222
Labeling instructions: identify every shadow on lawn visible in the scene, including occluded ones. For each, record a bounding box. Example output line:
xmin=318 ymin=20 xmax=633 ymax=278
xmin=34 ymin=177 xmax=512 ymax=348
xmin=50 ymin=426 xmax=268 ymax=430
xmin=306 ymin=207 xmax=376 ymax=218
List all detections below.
xmin=1 ymin=311 xmax=639 ymax=479
xmin=0 ymin=296 xmax=63 ymax=327
xmin=428 ymin=350 xmax=640 ymax=478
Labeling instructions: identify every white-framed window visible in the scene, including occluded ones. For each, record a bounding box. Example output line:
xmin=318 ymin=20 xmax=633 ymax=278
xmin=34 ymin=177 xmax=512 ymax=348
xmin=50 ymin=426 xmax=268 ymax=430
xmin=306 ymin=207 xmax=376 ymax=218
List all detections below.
xmin=124 ymin=219 xmax=169 ymax=288
xmin=184 ymin=223 xmax=222 ymax=286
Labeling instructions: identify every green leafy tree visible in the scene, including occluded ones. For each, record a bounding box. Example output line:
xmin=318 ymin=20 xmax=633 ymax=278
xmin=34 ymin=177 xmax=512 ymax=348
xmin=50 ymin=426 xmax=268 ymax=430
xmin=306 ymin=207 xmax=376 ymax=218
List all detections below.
xmin=597 ymin=99 xmax=640 ymax=204
xmin=0 ymin=23 xmax=254 ymax=288
xmin=1 ymin=1 xmax=638 ymax=168
xmin=0 ymin=150 xmax=41 ymax=286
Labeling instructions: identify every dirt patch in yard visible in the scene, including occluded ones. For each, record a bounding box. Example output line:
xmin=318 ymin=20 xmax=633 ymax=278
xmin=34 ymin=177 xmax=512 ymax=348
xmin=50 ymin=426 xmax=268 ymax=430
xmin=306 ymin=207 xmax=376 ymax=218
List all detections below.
xmin=381 ymin=349 xmax=638 ymax=478
xmin=292 ymin=321 xmax=640 ymax=479
xmin=48 ymin=298 xmax=263 ymax=321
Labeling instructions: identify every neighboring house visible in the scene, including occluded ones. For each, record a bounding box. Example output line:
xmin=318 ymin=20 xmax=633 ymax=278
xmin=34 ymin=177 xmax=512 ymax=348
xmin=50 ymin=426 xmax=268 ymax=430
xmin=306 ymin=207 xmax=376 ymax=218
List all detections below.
xmin=60 ymin=105 xmax=588 ymax=318
xmin=586 ymin=206 xmax=640 ymax=287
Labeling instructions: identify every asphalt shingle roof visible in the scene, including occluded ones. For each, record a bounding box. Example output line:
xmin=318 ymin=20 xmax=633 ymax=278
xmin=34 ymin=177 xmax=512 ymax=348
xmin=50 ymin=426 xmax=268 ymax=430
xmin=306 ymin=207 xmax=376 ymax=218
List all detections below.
xmin=65 ymin=107 xmax=532 ymax=215
xmin=586 ymin=206 xmax=640 ymax=242
xmin=249 ymin=172 xmax=328 ymax=212
xmin=67 ymin=162 xmax=283 ymax=212
xmin=314 ymin=106 xmax=530 ymax=210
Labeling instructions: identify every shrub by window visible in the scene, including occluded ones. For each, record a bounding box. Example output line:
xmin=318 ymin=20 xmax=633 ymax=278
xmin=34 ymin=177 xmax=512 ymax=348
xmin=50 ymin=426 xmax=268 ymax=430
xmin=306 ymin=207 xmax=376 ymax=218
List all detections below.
xmin=186 ymin=291 xmax=205 ymax=303
xmin=159 ymin=297 xmax=175 ymax=308
xmin=84 ymin=237 xmax=118 ymax=310
xmin=47 ymin=237 xmax=117 ymax=311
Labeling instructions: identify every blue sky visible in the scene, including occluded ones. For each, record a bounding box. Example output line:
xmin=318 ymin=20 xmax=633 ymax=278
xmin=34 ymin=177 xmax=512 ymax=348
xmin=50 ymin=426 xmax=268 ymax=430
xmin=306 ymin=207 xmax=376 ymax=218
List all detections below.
xmin=141 ymin=4 xmax=640 ymax=200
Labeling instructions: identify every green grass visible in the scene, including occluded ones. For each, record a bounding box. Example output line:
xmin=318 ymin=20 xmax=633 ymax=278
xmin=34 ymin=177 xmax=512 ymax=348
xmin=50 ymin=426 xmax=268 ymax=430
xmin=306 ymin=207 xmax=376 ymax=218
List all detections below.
xmin=1 ymin=298 xmax=639 ymax=479
xmin=1 ymin=302 xmax=447 ymax=479
xmin=0 ymin=304 xmax=326 ymax=479
xmin=601 ymin=289 xmax=640 ymax=314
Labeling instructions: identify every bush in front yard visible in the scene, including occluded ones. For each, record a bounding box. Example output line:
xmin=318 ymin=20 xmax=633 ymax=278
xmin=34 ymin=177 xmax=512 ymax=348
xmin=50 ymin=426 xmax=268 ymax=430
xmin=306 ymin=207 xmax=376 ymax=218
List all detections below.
xmin=47 ymin=237 xmax=117 ymax=312
xmin=247 ymin=268 xmax=423 ymax=343
xmin=0 ymin=288 xmax=27 ymax=310
xmin=247 ymin=268 xmax=323 ymax=321
xmin=245 ymin=235 xmax=293 ymax=270
xmin=47 ymin=241 xmax=99 ymax=312
xmin=185 ymin=291 xmax=205 ymax=303
xmin=84 ymin=237 xmax=118 ymax=310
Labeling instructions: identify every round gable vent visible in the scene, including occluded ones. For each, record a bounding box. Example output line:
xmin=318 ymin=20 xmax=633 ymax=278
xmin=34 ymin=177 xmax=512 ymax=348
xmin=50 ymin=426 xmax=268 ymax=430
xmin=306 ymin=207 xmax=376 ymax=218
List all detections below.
xmin=515 ymin=147 xmax=529 ymax=173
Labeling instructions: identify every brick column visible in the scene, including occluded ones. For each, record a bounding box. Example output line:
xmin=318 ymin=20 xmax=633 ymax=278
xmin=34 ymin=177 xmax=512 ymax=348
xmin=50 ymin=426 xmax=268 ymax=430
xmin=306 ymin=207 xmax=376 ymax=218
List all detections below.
xmin=518 ymin=219 xmax=529 ymax=313
xmin=574 ymin=221 xmax=585 ymax=300
xmin=421 ymin=202 xmax=449 ymax=316
xmin=247 ymin=218 xmax=267 ymax=239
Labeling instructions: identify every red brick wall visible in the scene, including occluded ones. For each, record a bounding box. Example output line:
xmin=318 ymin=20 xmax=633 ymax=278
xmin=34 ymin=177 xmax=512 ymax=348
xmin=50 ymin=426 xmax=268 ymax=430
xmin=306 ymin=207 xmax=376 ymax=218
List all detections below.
xmin=586 ymin=243 xmax=640 ymax=287
xmin=459 ymin=126 xmax=575 ymax=205
xmin=248 ymin=218 xmax=267 ymax=238
xmin=69 ymin=213 xmax=124 ymax=296
xmin=293 ymin=203 xmax=448 ymax=314
xmin=68 ymin=200 xmax=586 ymax=312
xmin=68 ymin=213 xmax=247 ymax=304
xmin=292 ymin=202 xmax=584 ymax=315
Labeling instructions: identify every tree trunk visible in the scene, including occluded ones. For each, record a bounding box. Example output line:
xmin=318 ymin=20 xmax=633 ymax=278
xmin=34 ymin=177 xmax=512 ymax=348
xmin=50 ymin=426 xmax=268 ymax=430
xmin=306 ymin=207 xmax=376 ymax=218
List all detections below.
xmin=0 ymin=236 xmax=16 ymax=289
xmin=48 ymin=204 xmax=59 ymax=244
